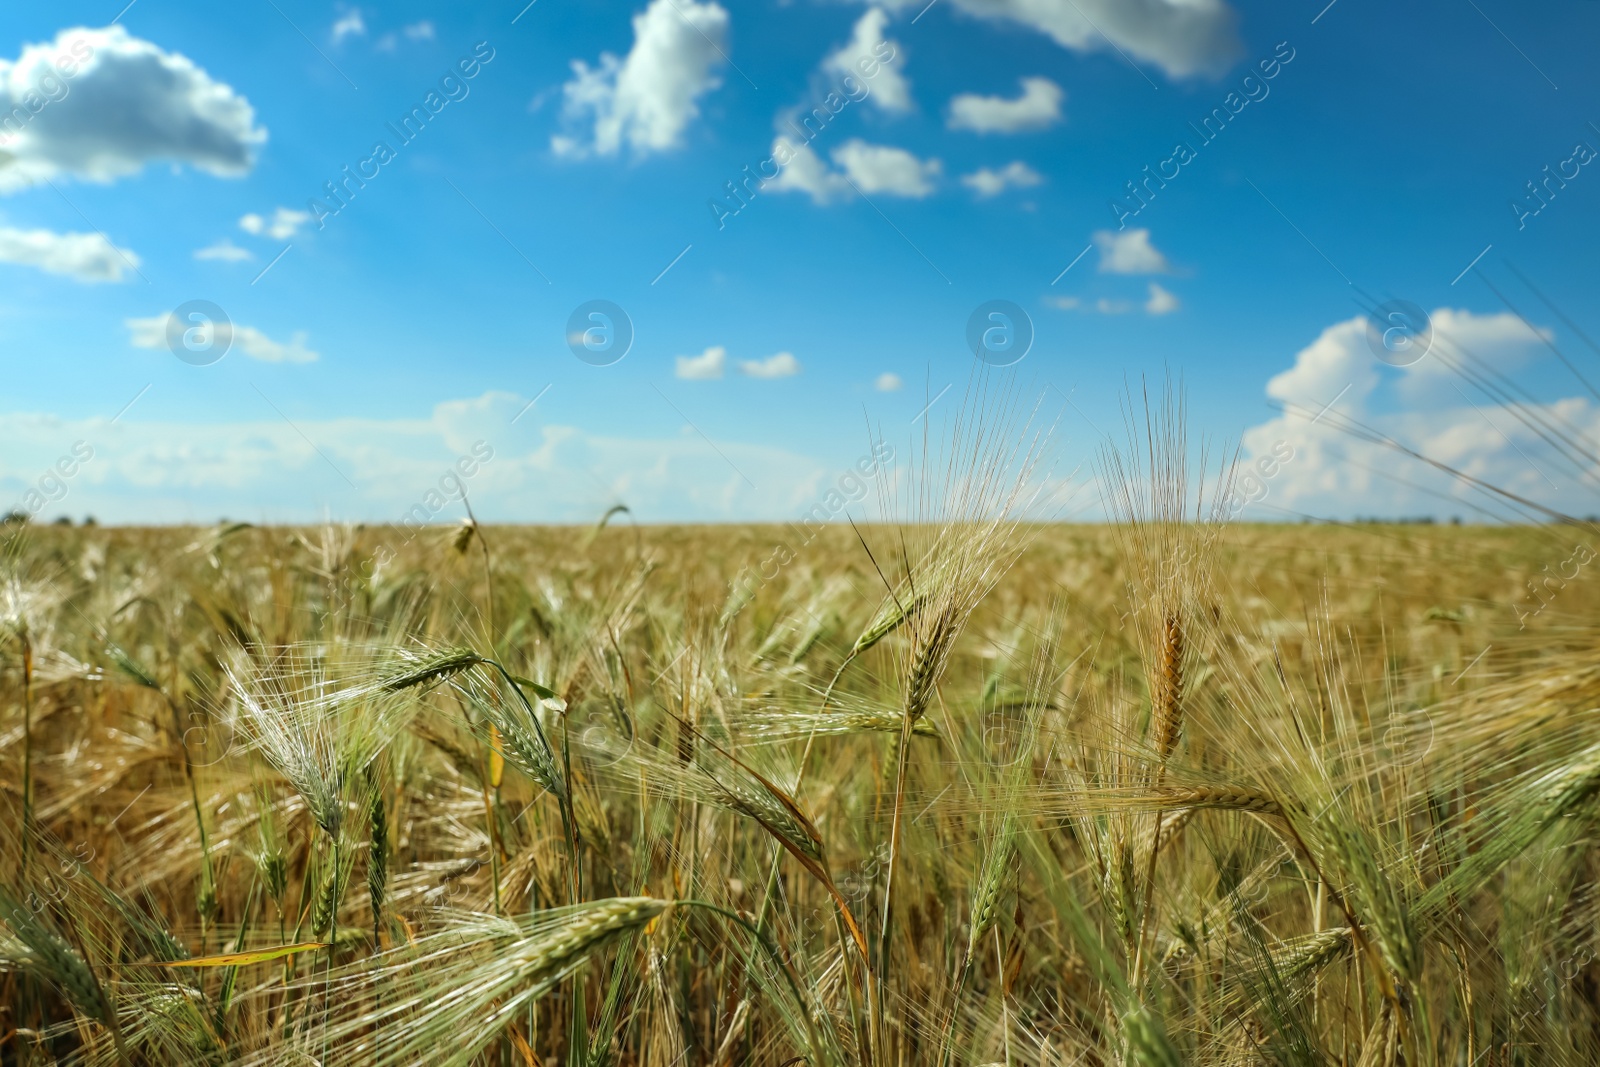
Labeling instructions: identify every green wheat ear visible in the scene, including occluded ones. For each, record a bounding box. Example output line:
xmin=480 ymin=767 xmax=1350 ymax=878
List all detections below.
xmin=282 ymin=898 xmax=670 ymax=1066
xmin=965 ymin=812 xmax=1017 ymax=964
xmin=366 ymin=763 xmax=388 ymax=947
xmin=0 ymin=887 xmax=112 ymax=1026
xmin=380 ymin=647 xmax=482 ymax=691
xmin=105 ymin=640 xmax=161 ymax=690
xmin=260 ymin=849 xmax=288 ymax=902
xmin=851 ymin=586 xmax=928 ymax=658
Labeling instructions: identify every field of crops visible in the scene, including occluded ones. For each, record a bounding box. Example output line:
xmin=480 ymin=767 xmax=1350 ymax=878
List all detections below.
xmin=4 ymin=422 xmax=1600 ymax=1064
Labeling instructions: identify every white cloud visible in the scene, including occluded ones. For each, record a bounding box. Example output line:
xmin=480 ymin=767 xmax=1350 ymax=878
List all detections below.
xmin=239 ymin=207 xmax=311 ymax=241
xmin=403 ymin=21 xmax=436 ymax=41
xmin=1094 ymin=228 xmax=1170 ymax=274
xmin=768 ymin=137 xmax=939 ymax=202
xmin=1239 ymin=309 xmax=1577 ymax=519
xmin=1262 ymin=309 xmax=1547 ymax=415
xmin=1045 ymin=295 xmax=1079 ymax=310
xmin=824 ymin=9 xmax=910 ymax=112
xmin=0 ymin=26 xmax=265 ymax=194
xmin=1401 ymin=309 xmax=1547 ymax=394
xmin=883 ymin=0 xmax=1240 ymax=80
xmin=194 ymin=238 xmax=252 ymax=262
xmin=553 ymin=0 xmax=729 ymax=158
xmin=232 ymin=326 xmax=319 ymax=364
xmin=331 ymin=11 xmax=367 ymax=44
xmin=1095 ymin=297 xmax=1131 ymax=314
xmin=876 ymin=372 xmax=903 ymax=392
xmin=1262 ymin=316 xmax=1379 ymax=415
xmin=126 ymin=316 xmax=319 ymax=363
xmin=1431 ymin=307 xmax=1549 ymax=347
xmin=0 ymin=226 xmax=137 ymax=282
xmin=739 ymin=352 xmax=801 ymax=378
xmin=961 ymin=160 xmax=1042 ymax=198
xmin=1145 ymin=282 xmax=1179 ymax=315
xmin=948 ymin=76 xmax=1063 ymax=133
xmin=676 ymin=345 xmax=726 ymax=380
xmin=833 ymin=139 xmax=940 ymax=196
xmin=767 ymin=137 xmax=851 ymax=203
xmin=0 ymin=391 xmax=849 ymax=524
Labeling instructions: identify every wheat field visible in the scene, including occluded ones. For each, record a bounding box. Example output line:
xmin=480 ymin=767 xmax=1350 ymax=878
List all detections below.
xmin=4 ymin=404 xmax=1600 ymax=1065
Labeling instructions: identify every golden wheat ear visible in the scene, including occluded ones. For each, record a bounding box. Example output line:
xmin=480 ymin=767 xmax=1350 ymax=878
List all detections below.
xmin=1098 ymin=379 xmax=1227 ymax=776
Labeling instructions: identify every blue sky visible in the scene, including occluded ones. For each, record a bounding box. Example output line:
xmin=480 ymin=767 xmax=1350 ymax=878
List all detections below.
xmin=2 ymin=0 xmax=1600 ymax=524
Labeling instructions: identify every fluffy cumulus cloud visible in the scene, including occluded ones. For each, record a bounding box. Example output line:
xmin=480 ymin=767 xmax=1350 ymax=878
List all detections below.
xmin=240 ymin=208 xmax=312 ymax=241
xmin=767 ymin=138 xmax=850 ymax=203
xmin=552 ymin=0 xmax=729 ymax=158
xmin=676 ymin=345 xmax=726 ymax=380
xmin=1094 ymin=228 xmax=1170 ymax=274
xmin=948 ymin=77 xmax=1063 ymax=133
xmin=0 ymin=226 xmax=138 ymax=282
xmin=126 ymin=315 xmax=319 ymax=363
xmin=739 ymin=352 xmax=801 ymax=378
xmin=824 ymin=9 xmax=910 ymax=113
xmin=0 ymin=391 xmax=849 ymax=524
xmin=884 ymin=0 xmax=1240 ymax=79
xmin=0 ymin=26 xmax=265 ymax=193
xmin=961 ymin=160 xmax=1042 ymax=198
xmin=768 ymin=138 xmax=939 ymax=202
xmin=833 ymin=139 xmax=939 ymax=196
xmin=1237 ymin=309 xmax=1587 ymax=520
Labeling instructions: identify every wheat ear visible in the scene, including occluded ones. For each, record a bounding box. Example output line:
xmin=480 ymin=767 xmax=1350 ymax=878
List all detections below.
xmin=1152 ymin=610 xmax=1185 ymax=764
xmin=1153 ymin=785 xmax=1282 ymax=817
xmin=0 ymin=888 xmax=112 ymax=1026
xmin=380 ymin=648 xmax=483 ymax=691
xmin=367 ymin=766 xmax=388 ymax=949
